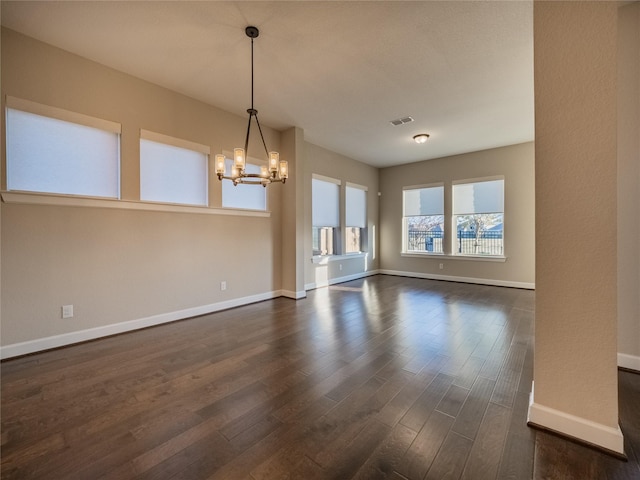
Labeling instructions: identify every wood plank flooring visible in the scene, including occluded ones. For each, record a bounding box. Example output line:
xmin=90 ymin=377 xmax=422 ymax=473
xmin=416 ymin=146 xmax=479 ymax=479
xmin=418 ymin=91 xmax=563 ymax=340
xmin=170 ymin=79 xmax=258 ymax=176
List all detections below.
xmin=1 ymin=275 xmax=639 ymax=479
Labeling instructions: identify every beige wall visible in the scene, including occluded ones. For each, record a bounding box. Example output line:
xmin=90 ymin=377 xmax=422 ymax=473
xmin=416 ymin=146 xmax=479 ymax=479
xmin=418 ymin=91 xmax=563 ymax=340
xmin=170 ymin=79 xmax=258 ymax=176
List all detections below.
xmin=303 ymin=142 xmax=379 ymax=288
xmin=1 ymin=28 xmax=284 ymax=349
xmin=378 ymin=142 xmax=535 ymax=288
xmin=531 ymin=1 xmax=621 ymax=452
xmin=617 ymin=2 xmax=640 ymax=369
xmin=280 ymin=127 xmax=306 ymax=298
xmin=2 ymin=206 xmax=277 ymax=342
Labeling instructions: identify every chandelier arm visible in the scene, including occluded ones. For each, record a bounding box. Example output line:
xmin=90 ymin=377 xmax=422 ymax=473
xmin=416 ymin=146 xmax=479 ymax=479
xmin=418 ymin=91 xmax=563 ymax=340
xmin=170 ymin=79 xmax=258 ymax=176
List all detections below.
xmin=244 ymin=113 xmax=253 ymax=154
xmin=254 ymin=114 xmax=271 ymax=158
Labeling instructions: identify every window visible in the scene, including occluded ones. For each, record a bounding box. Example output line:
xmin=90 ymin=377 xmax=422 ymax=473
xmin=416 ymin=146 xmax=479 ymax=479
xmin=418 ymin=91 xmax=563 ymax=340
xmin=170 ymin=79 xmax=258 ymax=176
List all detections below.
xmin=453 ymin=178 xmax=504 ymax=256
xmin=403 ymin=185 xmax=444 ymax=253
xmin=6 ymin=97 xmax=120 ymax=198
xmin=221 ymin=158 xmax=267 ymax=210
xmin=312 ymin=176 xmax=340 ymax=255
xmin=140 ymin=130 xmax=208 ymax=206
xmin=345 ymin=183 xmax=367 ymax=253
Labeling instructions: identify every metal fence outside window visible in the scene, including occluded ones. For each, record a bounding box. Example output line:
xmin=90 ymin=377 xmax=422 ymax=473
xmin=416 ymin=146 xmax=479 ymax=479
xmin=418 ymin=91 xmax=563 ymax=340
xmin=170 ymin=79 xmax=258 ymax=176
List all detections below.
xmin=407 ymin=230 xmax=444 ymax=253
xmin=407 ymin=229 xmax=503 ymax=255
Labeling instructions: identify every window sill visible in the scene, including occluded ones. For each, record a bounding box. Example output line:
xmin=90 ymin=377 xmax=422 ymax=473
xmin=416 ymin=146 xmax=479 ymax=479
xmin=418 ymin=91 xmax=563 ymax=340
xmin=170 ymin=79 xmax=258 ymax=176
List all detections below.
xmin=1 ymin=191 xmax=271 ymax=217
xmin=401 ymin=252 xmax=507 ymax=263
xmin=311 ymin=252 xmax=368 ymax=264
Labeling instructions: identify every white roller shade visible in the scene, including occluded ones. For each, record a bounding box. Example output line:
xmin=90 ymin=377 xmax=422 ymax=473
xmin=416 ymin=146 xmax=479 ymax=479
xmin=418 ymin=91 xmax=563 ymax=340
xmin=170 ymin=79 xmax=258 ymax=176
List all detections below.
xmin=312 ymin=177 xmax=339 ymax=227
xmin=453 ymin=179 xmax=504 ymax=214
xmin=6 ymin=108 xmax=120 ymax=198
xmin=346 ymin=185 xmax=367 ymax=228
xmin=140 ymin=138 xmax=208 ymax=206
xmin=404 ymin=186 xmax=444 ymax=216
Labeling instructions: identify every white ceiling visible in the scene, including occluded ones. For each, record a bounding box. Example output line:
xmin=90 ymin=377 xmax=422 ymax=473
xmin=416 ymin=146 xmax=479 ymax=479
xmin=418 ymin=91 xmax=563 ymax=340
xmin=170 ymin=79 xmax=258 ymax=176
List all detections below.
xmin=1 ymin=1 xmax=534 ymax=168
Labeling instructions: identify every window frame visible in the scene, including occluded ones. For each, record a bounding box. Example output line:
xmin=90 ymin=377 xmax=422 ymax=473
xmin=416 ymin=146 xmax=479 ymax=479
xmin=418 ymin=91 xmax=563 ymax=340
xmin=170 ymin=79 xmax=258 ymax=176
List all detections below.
xmin=345 ymin=182 xmax=368 ymax=254
xmin=312 ymin=174 xmax=341 ymax=256
xmin=402 ymin=183 xmax=445 ymax=255
xmin=452 ymin=177 xmax=505 ymax=257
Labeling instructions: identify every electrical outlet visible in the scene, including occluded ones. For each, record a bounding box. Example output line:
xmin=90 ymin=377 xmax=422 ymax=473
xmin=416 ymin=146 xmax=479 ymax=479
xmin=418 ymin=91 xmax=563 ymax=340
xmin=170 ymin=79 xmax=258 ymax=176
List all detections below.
xmin=439 ymin=263 xmax=444 ymax=270
xmin=339 ymin=264 xmax=343 ymax=271
xmin=220 ymin=281 xmax=227 ymax=291
xmin=62 ymin=305 xmax=74 ymax=318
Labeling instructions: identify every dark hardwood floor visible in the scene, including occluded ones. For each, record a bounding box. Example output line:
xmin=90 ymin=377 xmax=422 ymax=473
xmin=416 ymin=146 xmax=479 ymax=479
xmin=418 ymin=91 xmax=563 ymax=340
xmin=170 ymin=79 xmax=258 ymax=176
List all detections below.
xmin=1 ymin=275 xmax=639 ymax=479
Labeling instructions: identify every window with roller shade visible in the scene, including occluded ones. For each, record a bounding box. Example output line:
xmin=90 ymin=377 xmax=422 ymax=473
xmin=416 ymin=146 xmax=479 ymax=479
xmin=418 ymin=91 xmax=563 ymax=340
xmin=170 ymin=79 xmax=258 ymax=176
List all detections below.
xmin=453 ymin=178 xmax=504 ymax=256
xmin=6 ymin=97 xmax=121 ymax=198
xmin=403 ymin=184 xmax=444 ymax=253
xmin=140 ymin=130 xmax=209 ymax=206
xmin=312 ymin=176 xmax=340 ymax=256
xmin=345 ymin=183 xmax=367 ymax=253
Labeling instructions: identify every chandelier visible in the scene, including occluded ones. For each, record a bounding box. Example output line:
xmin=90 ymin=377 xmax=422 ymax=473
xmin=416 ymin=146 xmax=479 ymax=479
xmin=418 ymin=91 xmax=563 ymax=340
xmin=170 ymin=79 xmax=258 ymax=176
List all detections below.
xmin=215 ymin=26 xmax=288 ymax=187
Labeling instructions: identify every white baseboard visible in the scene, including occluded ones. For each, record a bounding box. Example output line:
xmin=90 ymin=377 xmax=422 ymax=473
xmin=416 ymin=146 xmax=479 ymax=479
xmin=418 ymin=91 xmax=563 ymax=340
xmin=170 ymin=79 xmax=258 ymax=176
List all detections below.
xmin=527 ymin=383 xmax=624 ymax=455
xmin=280 ymin=289 xmax=307 ymax=300
xmin=0 ymin=290 xmax=284 ymax=360
xmin=305 ymin=269 xmax=380 ymax=291
xmin=378 ymin=269 xmax=535 ymax=290
xmin=618 ymin=352 xmax=640 ymax=372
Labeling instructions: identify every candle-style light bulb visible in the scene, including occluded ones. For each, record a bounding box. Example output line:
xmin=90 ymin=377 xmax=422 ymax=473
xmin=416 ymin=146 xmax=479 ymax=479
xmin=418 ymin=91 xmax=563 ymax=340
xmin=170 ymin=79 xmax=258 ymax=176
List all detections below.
xmin=269 ymin=152 xmax=279 ymax=173
xmin=234 ymin=148 xmax=245 ymax=172
xmin=215 ymin=154 xmax=225 ymax=176
xmin=279 ymin=160 xmax=288 ymax=180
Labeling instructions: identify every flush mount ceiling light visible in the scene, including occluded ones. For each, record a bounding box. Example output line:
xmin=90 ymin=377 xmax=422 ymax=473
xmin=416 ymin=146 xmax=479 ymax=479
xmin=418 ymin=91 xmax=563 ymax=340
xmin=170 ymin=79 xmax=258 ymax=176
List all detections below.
xmin=215 ymin=26 xmax=288 ymax=187
xmin=413 ymin=133 xmax=430 ymax=144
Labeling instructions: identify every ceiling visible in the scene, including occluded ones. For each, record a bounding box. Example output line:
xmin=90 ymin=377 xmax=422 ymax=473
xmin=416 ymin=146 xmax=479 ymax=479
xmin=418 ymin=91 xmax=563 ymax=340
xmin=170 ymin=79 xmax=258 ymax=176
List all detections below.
xmin=0 ymin=1 xmax=534 ymax=168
